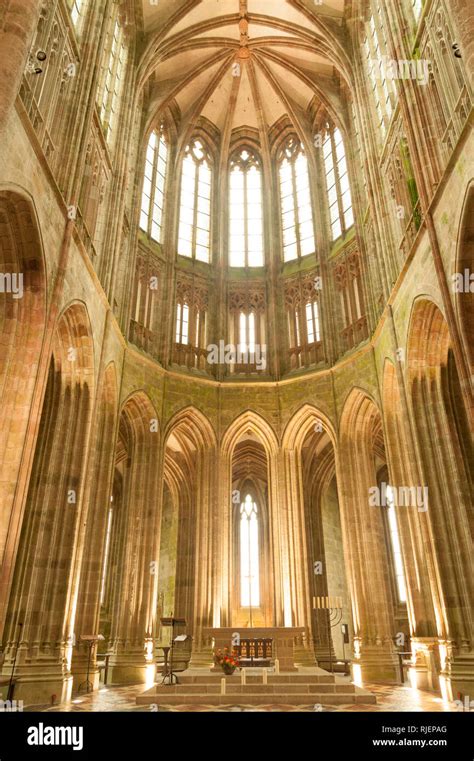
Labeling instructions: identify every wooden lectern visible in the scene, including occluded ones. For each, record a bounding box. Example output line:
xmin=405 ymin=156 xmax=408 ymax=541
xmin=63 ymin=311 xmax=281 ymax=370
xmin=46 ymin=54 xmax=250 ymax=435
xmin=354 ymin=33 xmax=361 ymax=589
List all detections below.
xmin=160 ymin=617 xmax=186 ymax=685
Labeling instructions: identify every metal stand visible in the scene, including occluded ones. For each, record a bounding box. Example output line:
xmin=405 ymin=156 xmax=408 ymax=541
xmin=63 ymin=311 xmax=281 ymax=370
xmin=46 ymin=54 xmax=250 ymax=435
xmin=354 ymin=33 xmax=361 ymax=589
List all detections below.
xmin=78 ymin=640 xmax=94 ymax=693
xmin=78 ymin=634 xmax=104 ymax=693
xmin=160 ymin=617 xmax=186 ymax=685
xmin=326 ymin=608 xmax=343 ymax=673
xmin=7 ymin=622 xmax=23 ymax=702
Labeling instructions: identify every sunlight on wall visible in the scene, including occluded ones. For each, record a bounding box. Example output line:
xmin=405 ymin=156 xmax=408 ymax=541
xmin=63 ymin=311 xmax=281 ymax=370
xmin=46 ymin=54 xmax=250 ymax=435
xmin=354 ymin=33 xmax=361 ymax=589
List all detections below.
xmin=352 ymin=663 xmax=363 ymax=687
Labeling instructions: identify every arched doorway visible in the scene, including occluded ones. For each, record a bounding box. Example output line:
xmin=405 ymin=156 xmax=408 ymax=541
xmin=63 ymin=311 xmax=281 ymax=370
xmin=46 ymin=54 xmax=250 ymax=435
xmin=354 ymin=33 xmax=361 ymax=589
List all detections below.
xmin=219 ymin=412 xmax=282 ymax=629
xmin=161 ymin=407 xmax=216 ymax=651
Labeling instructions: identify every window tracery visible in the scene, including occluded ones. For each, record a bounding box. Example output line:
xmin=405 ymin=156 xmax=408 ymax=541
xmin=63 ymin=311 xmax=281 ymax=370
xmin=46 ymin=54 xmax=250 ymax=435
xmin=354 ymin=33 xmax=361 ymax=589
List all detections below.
xmin=140 ymin=128 xmax=168 ymax=243
xmin=229 ymin=148 xmax=264 ymax=267
xmin=178 ymin=139 xmax=212 ymax=263
xmin=278 ymin=137 xmax=315 ymax=262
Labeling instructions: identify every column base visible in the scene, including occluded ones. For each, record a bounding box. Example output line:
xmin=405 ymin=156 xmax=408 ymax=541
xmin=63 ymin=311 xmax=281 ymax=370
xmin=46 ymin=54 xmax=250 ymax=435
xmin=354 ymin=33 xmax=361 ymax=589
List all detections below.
xmin=409 ymin=637 xmax=443 ymax=692
xmin=106 ymin=650 xmax=155 ymax=685
xmin=443 ymin=652 xmax=474 ymax=702
xmin=0 ymin=662 xmax=73 ymax=707
xmin=352 ymin=644 xmax=401 ymax=684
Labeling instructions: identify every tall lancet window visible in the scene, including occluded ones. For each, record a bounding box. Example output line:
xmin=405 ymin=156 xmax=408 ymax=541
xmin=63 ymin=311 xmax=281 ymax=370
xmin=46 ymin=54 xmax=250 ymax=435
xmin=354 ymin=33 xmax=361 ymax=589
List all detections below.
xmin=239 ymin=311 xmax=256 ymax=355
xmin=99 ymin=19 xmax=127 ymax=143
xmin=178 ymin=139 xmax=212 ymax=262
xmin=363 ymin=7 xmax=397 ymax=137
xmin=322 ymin=125 xmax=354 ymax=241
xmin=140 ymin=128 xmax=168 ymax=243
xmin=278 ymin=137 xmax=315 ymax=262
xmin=240 ymin=495 xmax=260 ymax=607
xmin=229 ymin=149 xmax=264 ymax=267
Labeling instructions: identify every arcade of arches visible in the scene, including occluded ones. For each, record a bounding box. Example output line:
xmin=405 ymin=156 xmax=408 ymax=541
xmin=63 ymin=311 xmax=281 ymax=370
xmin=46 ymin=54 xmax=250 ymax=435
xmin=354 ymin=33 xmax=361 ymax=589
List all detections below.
xmin=0 ymin=0 xmax=472 ymax=710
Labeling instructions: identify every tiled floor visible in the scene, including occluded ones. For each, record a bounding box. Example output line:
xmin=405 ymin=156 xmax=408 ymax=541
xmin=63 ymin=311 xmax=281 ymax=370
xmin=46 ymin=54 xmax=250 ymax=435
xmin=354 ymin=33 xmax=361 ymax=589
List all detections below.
xmin=28 ymin=678 xmax=457 ymax=713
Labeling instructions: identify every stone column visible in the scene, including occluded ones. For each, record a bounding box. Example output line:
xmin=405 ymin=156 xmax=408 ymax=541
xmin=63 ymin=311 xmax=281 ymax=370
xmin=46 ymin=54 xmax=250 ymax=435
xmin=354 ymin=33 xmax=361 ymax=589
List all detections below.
xmin=1 ymin=308 xmax=95 ymax=705
xmin=0 ymin=1 xmax=41 ymax=137
xmin=337 ymin=396 xmax=401 ymax=683
xmin=439 ymin=0 xmax=474 ymax=91
xmin=282 ymin=448 xmax=314 ymax=650
xmin=70 ymin=360 xmax=118 ymax=691
xmin=107 ymin=399 xmax=162 ymax=685
xmin=382 ymin=352 xmax=445 ymax=692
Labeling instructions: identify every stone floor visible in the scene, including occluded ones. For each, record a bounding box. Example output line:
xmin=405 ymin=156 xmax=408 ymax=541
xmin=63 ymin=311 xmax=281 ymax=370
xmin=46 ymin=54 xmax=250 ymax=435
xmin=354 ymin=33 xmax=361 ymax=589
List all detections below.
xmin=27 ymin=676 xmax=458 ymax=713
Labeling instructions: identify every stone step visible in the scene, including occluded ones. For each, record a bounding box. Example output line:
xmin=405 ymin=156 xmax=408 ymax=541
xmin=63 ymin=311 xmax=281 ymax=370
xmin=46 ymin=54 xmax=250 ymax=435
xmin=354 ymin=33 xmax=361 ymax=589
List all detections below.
xmin=137 ymin=688 xmax=376 ymax=706
xmin=163 ymin=673 xmax=337 ymax=685
xmin=152 ymin=682 xmax=356 ymax=695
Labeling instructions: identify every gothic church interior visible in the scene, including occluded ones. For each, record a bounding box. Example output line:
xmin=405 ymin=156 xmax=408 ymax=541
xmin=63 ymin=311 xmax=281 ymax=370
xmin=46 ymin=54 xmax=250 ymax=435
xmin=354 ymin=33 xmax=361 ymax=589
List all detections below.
xmin=0 ymin=0 xmax=472 ymax=712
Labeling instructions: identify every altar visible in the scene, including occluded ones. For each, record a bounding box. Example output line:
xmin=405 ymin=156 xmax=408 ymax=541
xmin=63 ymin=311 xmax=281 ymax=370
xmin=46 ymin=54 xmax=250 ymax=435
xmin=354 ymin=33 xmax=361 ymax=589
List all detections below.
xmin=203 ymin=627 xmax=305 ymax=672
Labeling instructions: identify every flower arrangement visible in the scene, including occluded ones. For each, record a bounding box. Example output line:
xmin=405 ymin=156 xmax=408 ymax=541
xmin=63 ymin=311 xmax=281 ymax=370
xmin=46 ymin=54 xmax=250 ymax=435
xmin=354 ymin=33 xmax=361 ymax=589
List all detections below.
xmin=214 ymin=646 xmax=240 ymax=675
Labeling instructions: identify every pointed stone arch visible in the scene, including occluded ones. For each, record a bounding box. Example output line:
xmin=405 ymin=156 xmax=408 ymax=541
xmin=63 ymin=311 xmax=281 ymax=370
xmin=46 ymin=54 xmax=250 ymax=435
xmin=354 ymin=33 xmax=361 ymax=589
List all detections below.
xmin=281 ymin=403 xmax=344 ymax=663
xmin=221 ymin=409 xmax=279 ymax=457
xmin=282 ymin=402 xmax=337 ymax=451
xmin=0 ymin=189 xmax=47 ymax=626
xmin=406 ymin=298 xmax=473 ymax=693
xmin=161 ymin=405 xmax=217 ymax=650
xmin=216 ymin=410 xmax=282 ymax=629
xmin=1 ymin=301 xmax=94 ymax=704
xmin=164 ymin=404 xmax=217 ymax=449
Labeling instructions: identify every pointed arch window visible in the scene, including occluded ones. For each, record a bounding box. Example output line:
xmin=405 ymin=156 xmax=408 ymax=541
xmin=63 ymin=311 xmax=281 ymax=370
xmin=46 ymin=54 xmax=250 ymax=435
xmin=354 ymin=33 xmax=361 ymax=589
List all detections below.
xmin=278 ymin=137 xmax=315 ymax=262
xmin=70 ymin=0 xmax=85 ymax=28
xmin=99 ymin=19 xmax=127 ymax=142
xmin=178 ymin=139 xmax=212 ymax=262
xmin=364 ymin=7 xmax=397 ymax=136
xmin=238 ymin=311 xmax=256 ymax=355
xmin=412 ymin=0 xmax=423 ymax=21
xmin=140 ymin=128 xmax=168 ymax=243
xmin=240 ymin=495 xmax=260 ymax=607
xmin=229 ymin=149 xmax=264 ymax=267
xmin=175 ymin=302 xmax=190 ymax=345
xmin=322 ymin=125 xmax=354 ymax=241
xmin=305 ymin=300 xmax=321 ymax=343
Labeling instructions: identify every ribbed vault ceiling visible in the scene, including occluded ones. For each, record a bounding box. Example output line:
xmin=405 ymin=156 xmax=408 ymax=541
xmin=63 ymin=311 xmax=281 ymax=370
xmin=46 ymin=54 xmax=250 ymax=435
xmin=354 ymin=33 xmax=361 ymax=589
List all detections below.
xmin=139 ymin=0 xmax=351 ymax=140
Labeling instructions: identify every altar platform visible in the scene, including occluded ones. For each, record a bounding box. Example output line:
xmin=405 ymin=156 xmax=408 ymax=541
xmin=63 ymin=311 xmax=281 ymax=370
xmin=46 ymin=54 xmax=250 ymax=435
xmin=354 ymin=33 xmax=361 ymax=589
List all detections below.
xmin=136 ymin=666 xmax=377 ymax=707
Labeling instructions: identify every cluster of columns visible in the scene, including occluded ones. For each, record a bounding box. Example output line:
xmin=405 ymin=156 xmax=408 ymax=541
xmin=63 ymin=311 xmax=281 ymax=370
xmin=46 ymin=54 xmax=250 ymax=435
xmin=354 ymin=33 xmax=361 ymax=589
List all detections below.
xmin=0 ymin=186 xmax=471 ymax=704
xmin=2 ymin=319 xmax=470 ymax=705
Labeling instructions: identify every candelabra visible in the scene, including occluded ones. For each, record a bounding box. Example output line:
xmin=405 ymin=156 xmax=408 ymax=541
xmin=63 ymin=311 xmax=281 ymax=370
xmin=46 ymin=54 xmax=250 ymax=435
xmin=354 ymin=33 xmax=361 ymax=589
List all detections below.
xmin=313 ymin=596 xmax=343 ymax=673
